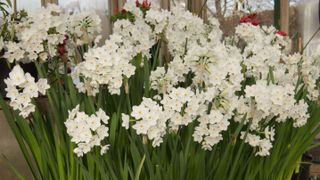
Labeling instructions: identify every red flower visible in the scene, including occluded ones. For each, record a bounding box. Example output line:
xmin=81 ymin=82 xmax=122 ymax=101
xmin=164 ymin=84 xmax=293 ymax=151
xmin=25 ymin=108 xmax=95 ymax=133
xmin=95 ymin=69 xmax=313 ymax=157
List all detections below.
xmin=141 ymin=0 xmax=151 ymax=8
xmin=248 ymin=13 xmax=257 ymax=19
xmin=275 ymin=31 xmax=287 ymax=36
xmin=250 ymin=20 xmax=259 ymax=26
xmin=135 ymin=0 xmax=151 ymax=8
xmin=57 ymin=35 xmax=68 ymax=56
xmin=57 ymin=45 xmax=67 ymax=56
xmin=240 ymin=16 xmax=250 ymax=23
xmin=121 ymin=9 xmax=127 ymax=13
xmin=240 ymin=13 xmax=260 ymax=26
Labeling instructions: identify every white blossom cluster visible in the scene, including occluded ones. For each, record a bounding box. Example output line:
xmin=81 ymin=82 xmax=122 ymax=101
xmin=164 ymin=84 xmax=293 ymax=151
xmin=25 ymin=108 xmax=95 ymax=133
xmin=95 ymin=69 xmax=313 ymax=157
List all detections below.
xmin=119 ymin=3 xmax=320 ymax=156
xmin=232 ymin=21 xmax=320 ymax=155
xmin=73 ymin=1 xmax=156 ymax=95
xmin=65 ymin=105 xmax=110 ymax=157
xmin=4 ymin=65 xmax=50 ymax=118
xmin=4 ymin=2 xmax=320 ymax=158
xmin=193 ymin=109 xmax=230 ymax=151
xmin=165 ymin=6 xmax=207 ymax=56
xmin=161 ymin=88 xmax=200 ymax=130
xmin=72 ymin=44 xmax=136 ymax=95
xmin=150 ymin=56 xmax=188 ymax=94
xmin=240 ymin=126 xmax=275 ymax=156
xmin=145 ymin=8 xmax=171 ymax=35
xmin=236 ymin=24 xmax=291 ymax=80
xmin=2 ymin=4 xmax=101 ymax=63
xmin=66 ymin=11 xmax=101 ymax=46
xmin=243 ymin=80 xmax=309 ymax=128
xmin=130 ymin=98 xmax=167 ymax=147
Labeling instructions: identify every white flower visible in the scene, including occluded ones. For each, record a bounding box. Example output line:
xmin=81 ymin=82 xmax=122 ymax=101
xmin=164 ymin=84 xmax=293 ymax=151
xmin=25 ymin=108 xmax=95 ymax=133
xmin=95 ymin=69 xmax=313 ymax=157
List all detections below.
xmin=100 ymin=145 xmax=110 ymax=155
xmin=74 ymin=42 xmax=137 ymax=95
xmin=121 ymin=113 xmax=130 ymax=130
xmin=165 ymin=6 xmax=207 ymax=56
xmin=4 ymin=65 xmax=49 ymax=118
xmin=37 ymin=79 xmax=50 ymax=95
xmin=130 ymin=98 xmax=167 ymax=147
xmin=66 ymin=11 xmax=102 ymax=45
xmin=240 ymin=130 xmax=274 ymax=157
xmin=96 ymin=108 xmax=110 ymax=124
xmin=7 ymin=65 xmax=26 ymax=86
xmin=123 ymin=1 xmax=143 ymax=18
xmin=96 ymin=126 xmax=109 ymax=139
xmin=65 ymin=106 xmax=110 ymax=157
xmin=4 ymin=42 xmax=25 ymax=63
xmin=193 ymin=110 xmax=230 ymax=150
xmin=243 ymin=80 xmax=309 ymax=128
xmin=2 ymin=4 xmax=102 ymax=63
xmin=145 ymin=9 xmax=170 ymax=34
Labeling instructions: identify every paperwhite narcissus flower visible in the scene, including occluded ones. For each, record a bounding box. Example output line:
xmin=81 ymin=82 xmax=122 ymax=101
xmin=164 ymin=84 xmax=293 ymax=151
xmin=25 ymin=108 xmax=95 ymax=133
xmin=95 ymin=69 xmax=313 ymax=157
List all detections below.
xmin=66 ymin=11 xmax=102 ymax=46
xmin=65 ymin=106 xmax=110 ymax=157
xmin=145 ymin=8 xmax=170 ymax=35
xmin=240 ymin=126 xmax=275 ymax=156
xmin=2 ymin=2 xmax=320 ymax=158
xmin=2 ymin=4 xmax=101 ymax=63
xmin=121 ymin=113 xmax=130 ymax=130
xmin=122 ymin=98 xmax=167 ymax=147
xmin=243 ymin=80 xmax=309 ymax=128
xmin=4 ymin=65 xmax=50 ymax=118
xmin=113 ymin=2 xmax=319 ymax=155
xmin=3 ymin=42 xmax=25 ymax=63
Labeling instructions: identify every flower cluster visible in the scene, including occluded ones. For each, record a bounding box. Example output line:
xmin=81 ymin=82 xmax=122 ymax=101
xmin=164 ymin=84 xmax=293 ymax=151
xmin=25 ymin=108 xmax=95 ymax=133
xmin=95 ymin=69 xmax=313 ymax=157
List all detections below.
xmin=4 ymin=65 xmax=50 ymax=118
xmin=150 ymin=56 xmax=188 ymax=94
xmin=4 ymin=3 xmax=320 ymax=158
xmin=240 ymin=13 xmax=259 ymax=26
xmin=72 ymin=44 xmax=136 ymax=95
xmin=130 ymin=98 xmax=167 ymax=147
xmin=243 ymin=80 xmax=309 ymax=128
xmin=165 ymin=6 xmax=207 ymax=56
xmin=240 ymin=126 xmax=275 ymax=156
xmin=66 ymin=11 xmax=102 ymax=46
xmin=73 ymin=1 xmax=156 ymax=95
xmin=161 ymin=88 xmax=198 ymax=130
xmin=65 ymin=105 xmax=110 ymax=157
xmin=145 ymin=8 xmax=170 ymax=34
xmin=128 ymin=6 xmax=319 ymax=155
xmin=233 ymin=15 xmax=320 ymax=155
xmin=135 ymin=0 xmax=151 ymax=9
xmin=2 ymin=4 xmax=101 ymax=63
xmin=194 ymin=110 xmax=230 ymax=150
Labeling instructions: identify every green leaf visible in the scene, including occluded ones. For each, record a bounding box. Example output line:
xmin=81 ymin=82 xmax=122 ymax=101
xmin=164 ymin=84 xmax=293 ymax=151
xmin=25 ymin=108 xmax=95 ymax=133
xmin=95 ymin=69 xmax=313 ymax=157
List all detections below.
xmin=1 ymin=154 xmax=25 ymax=180
xmin=109 ymin=113 xmax=118 ymax=146
xmin=5 ymin=0 xmax=11 ymax=7
xmin=135 ymin=155 xmax=146 ymax=180
xmin=0 ymin=96 xmax=38 ymax=178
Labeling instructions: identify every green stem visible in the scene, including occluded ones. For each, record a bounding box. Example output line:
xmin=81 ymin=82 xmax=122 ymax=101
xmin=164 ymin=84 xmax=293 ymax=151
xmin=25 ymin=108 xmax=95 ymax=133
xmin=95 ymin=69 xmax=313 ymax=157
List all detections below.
xmin=302 ymin=26 xmax=320 ymax=53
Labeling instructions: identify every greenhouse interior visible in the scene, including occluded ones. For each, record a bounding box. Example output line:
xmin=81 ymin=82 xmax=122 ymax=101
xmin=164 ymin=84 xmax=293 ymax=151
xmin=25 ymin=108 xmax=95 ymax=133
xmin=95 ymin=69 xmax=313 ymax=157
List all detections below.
xmin=1 ymin=0 xmax=320 ymax=179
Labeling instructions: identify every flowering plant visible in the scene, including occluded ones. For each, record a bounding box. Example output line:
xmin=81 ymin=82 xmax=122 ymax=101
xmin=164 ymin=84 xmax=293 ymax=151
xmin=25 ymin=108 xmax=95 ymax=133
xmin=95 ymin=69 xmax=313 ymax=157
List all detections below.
xmin=1 ymin=2 xmax=320 ymax=179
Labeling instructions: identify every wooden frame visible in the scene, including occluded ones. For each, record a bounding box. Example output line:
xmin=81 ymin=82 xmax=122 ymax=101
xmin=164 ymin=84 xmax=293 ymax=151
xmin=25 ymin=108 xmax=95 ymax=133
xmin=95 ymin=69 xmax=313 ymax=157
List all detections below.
xmin=280 ymin=0 xmax=289 ymax=34
xmin=41 ymin=0 xmax=58 ymax=6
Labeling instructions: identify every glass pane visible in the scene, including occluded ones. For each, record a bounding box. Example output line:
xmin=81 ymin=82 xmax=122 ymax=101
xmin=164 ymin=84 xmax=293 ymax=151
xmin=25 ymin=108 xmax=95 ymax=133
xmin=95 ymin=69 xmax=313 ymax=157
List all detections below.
xmin=17 ymin=0 xmax=41 ymax=11
xmin=301 ymin=0 xmax=320 ymax=55
xmin=59 ymin=0 xmax=107 ymax=13
xmin=59 ymin=0 xmax=109 ymax=39
xmin=207 ymin=0 xmax=302 ymax=17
